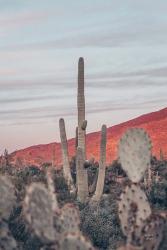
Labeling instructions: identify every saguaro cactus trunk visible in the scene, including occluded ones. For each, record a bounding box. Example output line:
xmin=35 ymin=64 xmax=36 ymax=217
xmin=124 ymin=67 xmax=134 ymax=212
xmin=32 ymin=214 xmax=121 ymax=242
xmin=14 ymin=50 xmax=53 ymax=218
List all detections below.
xmin=76 ymin=147 xmax=88 ymax=202
xmin=59 ymin=118 xmax=75 ymax=193
xmin=92 ymin=124 xmax=107 ymax=202
xmin=76 ymin=57 xmax=88 ymax=201
xmin=77 ymin=57 xmax=86 ymax=155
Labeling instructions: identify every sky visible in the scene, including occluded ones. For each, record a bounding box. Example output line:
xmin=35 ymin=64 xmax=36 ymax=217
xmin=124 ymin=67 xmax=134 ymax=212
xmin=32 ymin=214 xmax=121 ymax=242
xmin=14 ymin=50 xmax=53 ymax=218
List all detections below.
xmin=0 ymin=0 xmax=167 ymax=153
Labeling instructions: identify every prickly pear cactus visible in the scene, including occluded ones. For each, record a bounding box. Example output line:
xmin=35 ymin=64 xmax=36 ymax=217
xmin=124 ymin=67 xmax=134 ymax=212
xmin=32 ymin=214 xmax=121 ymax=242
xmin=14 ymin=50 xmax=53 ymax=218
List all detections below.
xmin=23 ymin=183 xmax=55 ymax=243
xmin=118 ymin=128 xmax=152 ymax=183
xmin=0 ymin=175 xmax=16 ymax=220
xmin=118 ymin=128 xmax=165 ymax=249
xmin=139 ymin=214 xmax=165 ymax=250
xmin=58 ymin=203 xmax=80 ymax=234
xmin=61 ymin=233 xmax=95 ymax=250
xmin=118 ymin=184 xmax=151 ymax=240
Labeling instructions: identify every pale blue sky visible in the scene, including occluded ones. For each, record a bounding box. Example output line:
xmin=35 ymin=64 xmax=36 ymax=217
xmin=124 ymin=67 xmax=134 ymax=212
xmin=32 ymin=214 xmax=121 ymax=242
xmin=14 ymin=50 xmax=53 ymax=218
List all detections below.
xmin=0 ymin=0 xmax=167 ymax=152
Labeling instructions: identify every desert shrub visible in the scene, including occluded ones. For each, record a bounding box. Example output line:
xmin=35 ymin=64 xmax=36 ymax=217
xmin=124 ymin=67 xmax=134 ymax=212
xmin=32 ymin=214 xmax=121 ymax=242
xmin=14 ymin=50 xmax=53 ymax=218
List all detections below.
xmin=149 ymin=181 xmax=167 ymax=209
xmin=53 ymin=169 xmax=75 ymax=206
xmin=80 ymin=195 xmax=123 ymax=250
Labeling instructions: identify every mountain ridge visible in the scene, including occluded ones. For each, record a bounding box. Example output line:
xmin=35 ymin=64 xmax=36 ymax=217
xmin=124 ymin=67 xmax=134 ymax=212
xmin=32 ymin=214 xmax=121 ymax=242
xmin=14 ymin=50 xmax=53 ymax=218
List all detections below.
xmin=10 ymin=107 xmax=167 ymax=167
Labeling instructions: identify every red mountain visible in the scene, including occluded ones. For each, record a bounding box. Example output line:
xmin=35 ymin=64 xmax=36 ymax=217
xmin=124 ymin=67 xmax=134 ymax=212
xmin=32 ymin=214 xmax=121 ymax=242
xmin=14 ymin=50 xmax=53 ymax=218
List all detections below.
xmin=10 ymin=107 xmax=167 ymax=167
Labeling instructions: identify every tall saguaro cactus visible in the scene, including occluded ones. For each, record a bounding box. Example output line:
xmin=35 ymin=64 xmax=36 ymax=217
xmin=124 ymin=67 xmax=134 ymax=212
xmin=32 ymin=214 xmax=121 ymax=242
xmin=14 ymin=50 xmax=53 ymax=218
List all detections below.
xmin=77 ymin=57 xmax=86 ymax=155
xmin=59 ymin=118 xmax=75 ymax=193
xmin=76 ymin=57 xmax=88 ymax=202
xmin=92 ymin=125 xmax=107 ymax=202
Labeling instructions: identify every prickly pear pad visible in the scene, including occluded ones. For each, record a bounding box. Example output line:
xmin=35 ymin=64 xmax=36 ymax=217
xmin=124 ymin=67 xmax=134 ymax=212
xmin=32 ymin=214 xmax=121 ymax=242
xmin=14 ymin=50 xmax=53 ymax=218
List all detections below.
xmin=118 ymin=128 xmax=152 ymax=183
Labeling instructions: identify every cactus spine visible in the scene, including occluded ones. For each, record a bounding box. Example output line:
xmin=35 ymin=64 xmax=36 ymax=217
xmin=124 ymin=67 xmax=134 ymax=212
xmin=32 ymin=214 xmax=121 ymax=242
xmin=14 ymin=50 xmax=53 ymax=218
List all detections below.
xmin=92 ymin=124 xmax=107 ymax=202
xmin=59 ymin=118 xmax=75 ymax=194
xmin=76 ymin=57 xmax=88 ymax=202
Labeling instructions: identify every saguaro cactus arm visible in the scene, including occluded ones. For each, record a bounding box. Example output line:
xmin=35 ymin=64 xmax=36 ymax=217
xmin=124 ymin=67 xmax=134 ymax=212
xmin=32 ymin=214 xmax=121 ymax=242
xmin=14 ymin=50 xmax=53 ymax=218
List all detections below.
xmin=92 ymin=124 xmax=107 ymax=202
xmin=59 ymin=118 xmax=75 ymax=193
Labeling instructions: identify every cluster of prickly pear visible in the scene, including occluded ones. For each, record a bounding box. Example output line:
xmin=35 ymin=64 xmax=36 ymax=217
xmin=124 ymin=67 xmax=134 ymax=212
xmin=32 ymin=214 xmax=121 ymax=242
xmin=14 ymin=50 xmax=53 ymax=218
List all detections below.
xmin=118 ymin=128 xmax=166 ymax=250
xmin=0 ymin=175 xmax=18 ymax=249
xmin=23 ymin=175 xmax=95 ymax=249
xmin=23 ymin=183 xmax=56 ymax=244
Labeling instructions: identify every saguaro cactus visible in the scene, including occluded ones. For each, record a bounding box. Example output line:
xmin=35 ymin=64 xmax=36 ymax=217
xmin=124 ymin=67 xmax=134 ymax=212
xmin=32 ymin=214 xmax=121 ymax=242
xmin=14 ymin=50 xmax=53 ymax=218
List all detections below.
xmin=59 ymin=118 xmax=75 ymax=194
xmin=76 ymin=57 xmax=88 ymax=202
xmin=92 ymin=124 xmax=107 ymax=202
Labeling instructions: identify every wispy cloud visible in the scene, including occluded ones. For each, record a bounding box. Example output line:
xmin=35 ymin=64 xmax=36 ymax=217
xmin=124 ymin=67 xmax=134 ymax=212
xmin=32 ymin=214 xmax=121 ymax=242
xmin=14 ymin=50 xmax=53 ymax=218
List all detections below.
xmin=1 ymin=0 xmax=167 ymax=151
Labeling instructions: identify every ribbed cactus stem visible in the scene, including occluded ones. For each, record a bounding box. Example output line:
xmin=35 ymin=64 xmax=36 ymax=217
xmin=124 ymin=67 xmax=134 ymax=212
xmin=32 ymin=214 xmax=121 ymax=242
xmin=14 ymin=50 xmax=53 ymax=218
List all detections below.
xmin=92 ymin=125 xmax=107 ymax=202
xmin=77 ymin=57 xmax=86 ymax=157
xmin=76 ymin=147 xmax=88 ymax=202
xmin=59 ymin=118 xmax=75 ymax=193
xmin=76 ymin=57 xmax=88 ymax=202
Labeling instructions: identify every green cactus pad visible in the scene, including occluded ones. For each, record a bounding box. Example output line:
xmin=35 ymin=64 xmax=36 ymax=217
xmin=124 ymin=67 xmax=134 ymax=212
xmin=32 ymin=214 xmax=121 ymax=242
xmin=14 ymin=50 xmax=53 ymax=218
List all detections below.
xmin=61 ymin=233 xmax=95 ymax=250
xmin=0 ymin=175 xmax=16 ymax=220
xmin=23 ymin=183 xmax=55 ymax=243
xmin=118 ymin=128 xmax=152 ymax=183
xmin=118 ymin=184 xmax=151 ymax=238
